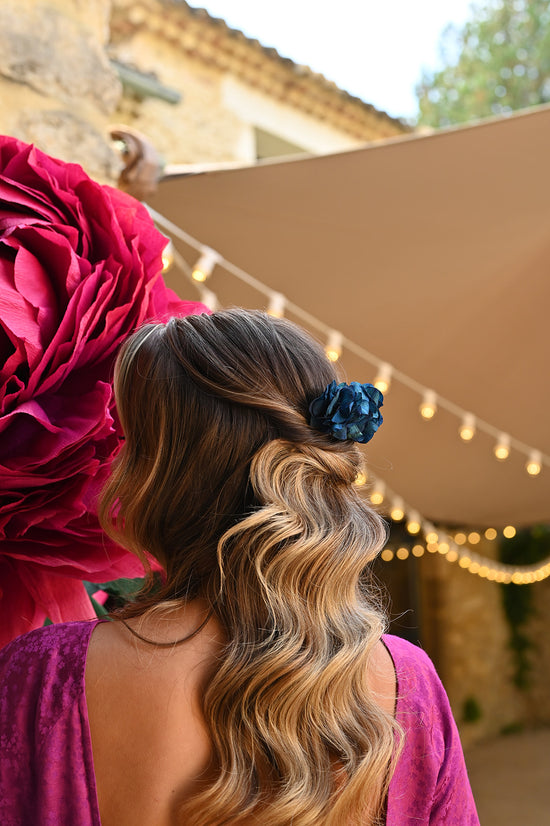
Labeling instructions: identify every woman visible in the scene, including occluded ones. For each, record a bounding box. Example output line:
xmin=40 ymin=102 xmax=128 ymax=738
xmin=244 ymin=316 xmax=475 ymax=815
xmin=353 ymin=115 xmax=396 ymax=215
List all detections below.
xmin=0 ymin=309 xmax=478 ymax=825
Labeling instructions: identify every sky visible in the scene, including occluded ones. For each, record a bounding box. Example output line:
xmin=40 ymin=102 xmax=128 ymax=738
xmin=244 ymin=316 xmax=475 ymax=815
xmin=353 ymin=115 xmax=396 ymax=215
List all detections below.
xmin=198 ymin=0 xmax=475 ymax=121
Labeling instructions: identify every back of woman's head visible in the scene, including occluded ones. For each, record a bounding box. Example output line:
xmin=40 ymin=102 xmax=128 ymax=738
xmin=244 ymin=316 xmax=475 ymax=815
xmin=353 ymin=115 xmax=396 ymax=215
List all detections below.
xmin=101 ymin=309 xmax=375 ymax=601
xmin=100 ymin=308 xmax=396 ymax=826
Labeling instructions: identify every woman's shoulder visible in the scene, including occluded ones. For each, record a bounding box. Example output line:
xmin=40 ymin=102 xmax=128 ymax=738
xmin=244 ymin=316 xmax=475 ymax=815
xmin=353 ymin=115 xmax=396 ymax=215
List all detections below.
xmin=1 ymin=619 xmax=99 ymax=666
xmin=382 ymin=634 xmax=454 ymax=724
xmin=382 ymin=633 xmax=434 ymax=667
xmin=0 ymin=619 xmax=101 ymax=708
xmin=383 ymin=634 xmax=442 ymax=689
xmin=383 ymin=637 xmax=480 ymax=824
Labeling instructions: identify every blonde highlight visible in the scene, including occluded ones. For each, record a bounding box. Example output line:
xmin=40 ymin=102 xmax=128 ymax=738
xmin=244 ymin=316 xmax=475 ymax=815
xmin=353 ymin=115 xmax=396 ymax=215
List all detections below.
xmin=99 ymin=310 xmax=401 ymax=824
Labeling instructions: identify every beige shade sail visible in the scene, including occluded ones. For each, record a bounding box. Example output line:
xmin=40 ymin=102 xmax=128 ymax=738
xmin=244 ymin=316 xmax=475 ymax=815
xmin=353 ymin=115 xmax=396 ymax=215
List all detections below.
xmin=148 ymin=105 xmax=550 ymax=529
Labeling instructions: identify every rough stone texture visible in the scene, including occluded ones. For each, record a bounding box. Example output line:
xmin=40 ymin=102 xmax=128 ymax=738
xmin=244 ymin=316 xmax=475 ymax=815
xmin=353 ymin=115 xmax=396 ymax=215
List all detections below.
xmin=0 ymin=0 xmax=121 ymax=181
xmin=16 ymin=108 xmax=121 ymax=181
xmin=112 ymin=32 xmax=254 ymax=166
xmin=0 ymin=2 xmax=117 ymax=113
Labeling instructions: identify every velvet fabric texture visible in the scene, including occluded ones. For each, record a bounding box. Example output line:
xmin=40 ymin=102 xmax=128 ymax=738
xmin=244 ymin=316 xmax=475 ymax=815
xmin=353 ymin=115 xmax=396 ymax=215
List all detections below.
xmin=0 ymin=621 xmax=479 ymax=825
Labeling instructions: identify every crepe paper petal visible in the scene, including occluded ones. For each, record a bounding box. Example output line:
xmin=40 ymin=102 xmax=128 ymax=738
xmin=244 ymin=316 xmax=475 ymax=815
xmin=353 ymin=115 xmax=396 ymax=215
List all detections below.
xmin=0 ymin=135 xmax=208 ymax=647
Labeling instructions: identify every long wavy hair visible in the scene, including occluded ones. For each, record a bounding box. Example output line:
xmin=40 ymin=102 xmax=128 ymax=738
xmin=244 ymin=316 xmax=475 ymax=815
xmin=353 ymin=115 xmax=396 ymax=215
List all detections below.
xmin=99 ymin=309 xmax=400 ymax=825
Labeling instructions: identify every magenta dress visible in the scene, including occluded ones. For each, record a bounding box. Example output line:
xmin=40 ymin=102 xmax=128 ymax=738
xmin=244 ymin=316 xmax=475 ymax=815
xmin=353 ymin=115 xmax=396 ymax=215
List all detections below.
xmin=0 ymin=621 xmax=479 ymax=825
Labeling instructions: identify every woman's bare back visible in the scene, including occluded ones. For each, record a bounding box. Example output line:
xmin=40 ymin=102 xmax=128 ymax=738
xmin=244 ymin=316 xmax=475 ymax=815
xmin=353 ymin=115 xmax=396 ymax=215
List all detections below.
xmin=85 ymin=604 xmax=396 ymax=826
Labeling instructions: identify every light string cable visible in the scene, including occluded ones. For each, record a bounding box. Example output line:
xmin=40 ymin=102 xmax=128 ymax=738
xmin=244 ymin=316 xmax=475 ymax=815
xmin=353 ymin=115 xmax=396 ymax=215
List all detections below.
xmin=146 ymin=205 xmax=550 ymax=584
xmin=366 ymin=474 xmax=550 ymax=584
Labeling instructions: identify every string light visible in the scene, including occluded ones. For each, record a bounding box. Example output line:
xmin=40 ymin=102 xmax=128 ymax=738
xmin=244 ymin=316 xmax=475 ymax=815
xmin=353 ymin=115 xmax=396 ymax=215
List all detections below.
xmin=370 ymin=474 xmax=550 ymax=583
xmin=354 ymin=470 xmax=367 ymax=487
xmin=376 ymin=512 xmax=550 ymax=583
xmin=526 ymin=450 xmax=542 ymax=476
xmin=161 ymin=240 xmax=174 ymax=272
xmin=325 ymin=330 xmax=343 ymax=362
xmin=191 ymin=247 xmax=220 ymax=282
xmin=373 ymin=363 xmax=392 ymax=394
xmin=148 ymin=212 xmax=550 ymax=493
xmin=459 ymin=413 xmax=476 ymax=441
xmin=370 ymin=482 xmax=385 ymax=506
xmin=406 ymin=511 xmax=421 ymax=535
xmin=267 ymin=292 xmax=286 ymax=318
xmin=419 ymin=390 xmax=437 ymax=420
xmin=494 ymin=433 xmax=510 ymax=461
xmin=390 ymin=497 xmax=405 ymax=521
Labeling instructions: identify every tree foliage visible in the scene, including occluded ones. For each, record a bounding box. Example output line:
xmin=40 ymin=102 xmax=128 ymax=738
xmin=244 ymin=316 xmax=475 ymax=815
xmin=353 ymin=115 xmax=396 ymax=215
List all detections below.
xmin=416 ymin=0 xmax=550 ymax=127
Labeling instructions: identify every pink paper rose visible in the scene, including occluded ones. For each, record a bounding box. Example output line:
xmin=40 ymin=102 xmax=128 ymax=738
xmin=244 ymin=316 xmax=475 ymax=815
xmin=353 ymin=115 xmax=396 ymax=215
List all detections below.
xmin=0 ymin=135 xmax=206 ymax=647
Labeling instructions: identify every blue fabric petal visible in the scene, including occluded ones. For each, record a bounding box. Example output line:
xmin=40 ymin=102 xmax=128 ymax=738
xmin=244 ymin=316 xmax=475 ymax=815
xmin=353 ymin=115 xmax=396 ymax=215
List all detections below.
xmin=308 ymin=381 xmax=383 ymax=444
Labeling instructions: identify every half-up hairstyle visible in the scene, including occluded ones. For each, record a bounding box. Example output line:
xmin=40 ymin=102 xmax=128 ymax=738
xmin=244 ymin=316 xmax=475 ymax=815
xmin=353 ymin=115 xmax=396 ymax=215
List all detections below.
xmin=100 ymin=309 xmax=400 ymax=825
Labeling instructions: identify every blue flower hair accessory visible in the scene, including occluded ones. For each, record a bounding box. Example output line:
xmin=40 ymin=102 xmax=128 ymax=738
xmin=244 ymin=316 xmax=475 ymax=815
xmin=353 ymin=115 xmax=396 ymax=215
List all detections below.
xmin=308 ymin=381 xmax=383 ymax=444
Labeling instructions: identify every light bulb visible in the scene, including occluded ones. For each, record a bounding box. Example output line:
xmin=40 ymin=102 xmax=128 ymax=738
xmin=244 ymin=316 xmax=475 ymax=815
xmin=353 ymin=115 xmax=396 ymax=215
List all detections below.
xmin=390 ymin=497 xmax=405 ymax=521
xmin=484 ymin=528 xmax=497 ymax=540
xmin=503 ymin=525 xmax=516 ymax=539
xmin=419 ymin=390 xmax=437 ymax=420
xmin=373 ymin=363 xmax=392 ymax=394
xmin=468 ymin=531 xmax=480 ymax=545
xmin=353 ymin=470 xmax=367 ymax=487
xmin=370 ymin=482 xmax=385 ymax=505
xmin=494 ymin=433 xmax=510 ymax=461
xmin=267 ymin=292 xmax=286 ymax=318
xmin=396 ymin=547 xmax=409 ymax=560
xmin=526 ymin=450 xmax=542 ymax=476
xmin=412 ymin=545 xmax=425 ymax=557
xmin=381 ymin=548 xmax=394 ymax=562
xmin=192 ymin=247 xmax=219 ymax=282
xmin=325 ymin=330 xmax=342 ymax=362
xmin=161 ymin=240 xmax=174 ymax=272
xmin=406 ymin=511 xmax=421 ymax=535
xmin=459 ymin=413 xmax=476 ymax=441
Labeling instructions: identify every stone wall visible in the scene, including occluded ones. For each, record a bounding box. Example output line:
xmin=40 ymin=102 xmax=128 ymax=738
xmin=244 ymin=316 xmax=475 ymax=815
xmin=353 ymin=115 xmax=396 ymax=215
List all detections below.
xmin=418 ymin=545 xmax=550 ymax=748
xmin=0 ymin=0 xmax=121 ymax=181
xmin=523 ymin=578 xmax=550 ymax=726
xmin=112 ymin=30 xmax=252 ymax=166
xmin=108 ymin=0 xmax=407 ymax=168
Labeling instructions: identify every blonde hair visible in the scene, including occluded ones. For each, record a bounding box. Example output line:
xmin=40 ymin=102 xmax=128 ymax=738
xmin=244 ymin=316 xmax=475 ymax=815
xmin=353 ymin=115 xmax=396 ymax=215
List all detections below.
xmin=100 ymin=309 xmax=400 ymax=825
